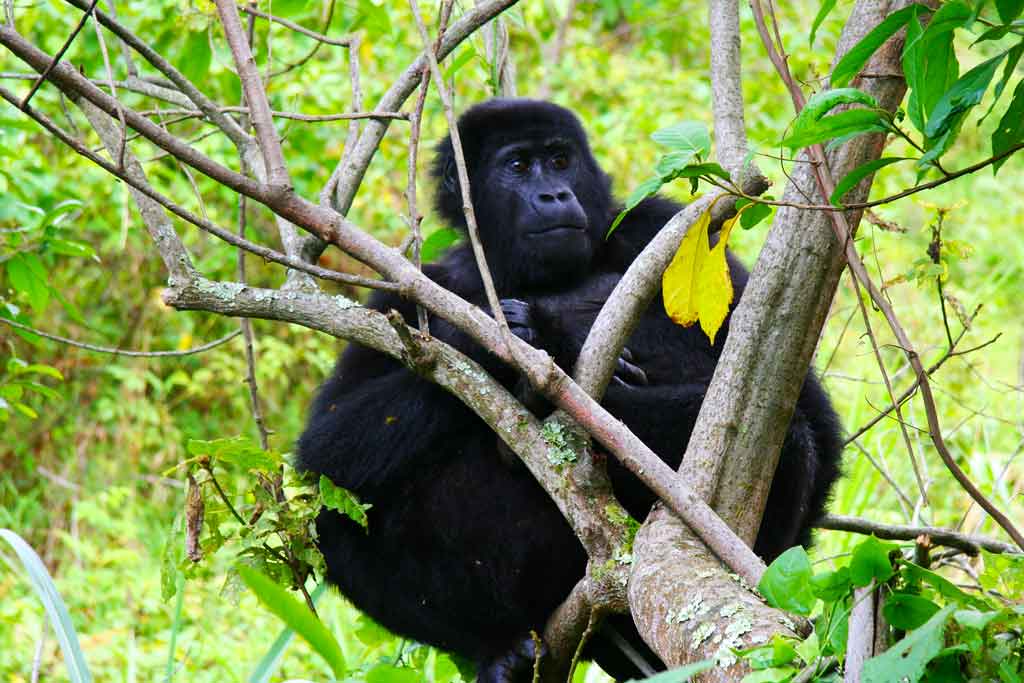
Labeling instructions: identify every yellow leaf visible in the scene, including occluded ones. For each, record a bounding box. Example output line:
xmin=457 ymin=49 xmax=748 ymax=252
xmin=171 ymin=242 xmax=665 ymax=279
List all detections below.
xmin=662 ymin=207 xmax=712 ymax=327
xmin=696 ymin=213 xmax=740 ymax=344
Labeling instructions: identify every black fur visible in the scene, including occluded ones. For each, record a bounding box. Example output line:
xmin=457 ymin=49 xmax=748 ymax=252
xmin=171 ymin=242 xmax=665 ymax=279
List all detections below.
xmin=297 ymin=98 xmax=842 ymax=681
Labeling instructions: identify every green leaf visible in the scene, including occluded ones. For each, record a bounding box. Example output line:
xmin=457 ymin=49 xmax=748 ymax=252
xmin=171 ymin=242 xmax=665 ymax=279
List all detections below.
xmin=420 ymin=227 xmax=462 ymax=262
xmin=903 ymin=562 xmax=988 ymax=609
xmin=993 ymin=77 xmax=1024 ymax=174
xmin=980 ymin=39 xmax=1024 ymax=123
xmin=14 ymin=402 xmax=38 ymax=419
xmin=609 ymin=176 xmax=664 ymax=236
xmin=952 ymin=608 xmax=1001 ymax=631
xmin=831 ymin=157 xmax=907 ymax=205
xmin=46 ymin=238 xmax=98 ymax=261
xmin=832 ymin=4 xmax=919 ymax=87
xmin=811 ymin=566 xmax=852 ymax=602
xmin=734 ymin=198 xmax=773 ymax=230
xmin=187 ymin=436 xmax=281 ymax=472
xmin=883 ymin=592 xmax=941 ymax=630
xmin=924 ymin=51 xmax=1007 ymax=139
xmin=12 ymin=363 xmax=64 ymax=380
xmin=783 ymin=88 xmax=887 ymax=150
xmin=0 ymin=529 xmax=93 ymax=683
xmin=902 ymin=4 xmax=962 ymax=133
xmin=810 ymin=0 xmax=838 ymax=47
xmin=739 ymin=667 xmax=798 ymax=683
xmin=862 ymin=605 xmax=955 ymax=683
xmin=996 ymin=0 xmax=1024 ymax=22
xmin=179 ymin=30 xmax=212 ymax=87
xmin=443 ymin=45 xmax=476 ymax=81
xmin=650 ymin=121 xmax=711 ymax=159
xmin=6 ymin=252 xmax=50 ymax=312
xmin=236 ymin=566 xmax=346 ymax=679
xmin=366 ymin=664 xmax=424 ymax=683
xmin=757 ymin=546 xmax=817 ymax=615
xmin=319 ymin=475 xmax=371 ymax=529
xmin=248 ymin=583 xmax=328 ymax=683
xmin=849 ymin=536 xmax=897 ymax=587
xmin=625 ymin=659 xmax=715 ymax=683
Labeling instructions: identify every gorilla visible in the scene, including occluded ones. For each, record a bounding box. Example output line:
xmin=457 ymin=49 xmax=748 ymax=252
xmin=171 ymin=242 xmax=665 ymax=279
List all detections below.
xmin=297 ymin=99 xmax=842 ymax=682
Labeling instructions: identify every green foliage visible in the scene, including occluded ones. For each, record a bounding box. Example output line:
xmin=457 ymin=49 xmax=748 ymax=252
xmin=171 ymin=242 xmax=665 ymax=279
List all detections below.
xmin=781 ymin=88 xmax=889 ymax=150
xmin=319 ymin=474 xmax=372 ymax=529
xmin=752 ymin=537 xmax=1024 ymax=682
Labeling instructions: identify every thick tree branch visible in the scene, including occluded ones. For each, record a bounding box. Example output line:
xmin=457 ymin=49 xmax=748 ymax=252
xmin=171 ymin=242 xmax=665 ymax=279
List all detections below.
xmin=818 ymin=514 xmax=1022 ymax=556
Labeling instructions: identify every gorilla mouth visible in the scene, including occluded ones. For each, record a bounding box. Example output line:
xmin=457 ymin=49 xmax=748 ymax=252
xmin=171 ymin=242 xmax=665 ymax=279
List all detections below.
xmin=528 ymin=225 xmax=585 ymax=236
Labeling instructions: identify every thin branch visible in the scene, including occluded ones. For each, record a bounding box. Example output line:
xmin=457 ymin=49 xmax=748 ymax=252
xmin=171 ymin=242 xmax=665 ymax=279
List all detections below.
xmin=238 ymin=3 xmax=353 ymax=46
xmin=818 ymin=514 xmax=1021 ymax=555
xmin=0 ymin=85 xmax=394 ymax=291
xmin=21 ymin=0 xmax=98 ymax=107
xmin=0 ymin=317 xmax=241 ymax=357
xmin=134 ymin=106 xmax=409 ymax=122
xmin=64 ymin=0 xmax=250 ymax=147
xmin=238 ymin=194 xmax=270 ymax=450
xmin=409 ymin=0 xmax=513 ymax=339
xmin=214 ymin=0 xmax=290 ymax=189
xmin=90 ymin=6 xmax=126 ymax=168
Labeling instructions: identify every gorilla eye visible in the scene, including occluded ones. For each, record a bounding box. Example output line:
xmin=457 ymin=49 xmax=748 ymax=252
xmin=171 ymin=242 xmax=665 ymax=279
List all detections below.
xmin=507 ymin=157 xmax=528 ymax=174
xmin=550 ymin=153 xmax=570 ymax=171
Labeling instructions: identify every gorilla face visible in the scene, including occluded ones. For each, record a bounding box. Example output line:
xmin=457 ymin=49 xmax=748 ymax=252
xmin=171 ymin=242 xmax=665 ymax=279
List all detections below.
xmin=475 ymin=136 xmax=596 ymax=288
xmin=432 ymin=99 xmax=614 ymax=293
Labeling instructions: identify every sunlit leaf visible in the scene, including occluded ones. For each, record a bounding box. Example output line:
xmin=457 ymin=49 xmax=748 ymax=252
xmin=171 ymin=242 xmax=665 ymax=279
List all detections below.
xmin=849 ymin=535 xmax=898 ymax=587
xmin=862 ymin=606 xmax=955 ymax=683
xmin=696 ymin=211 xmax=739 ymax=344
xmin=420 ymin=227 xmax=462 ymax=262
xmin=924 ymin=52 xmax=1006 ymax=139
xmin=609 ymin=176 xmax=665 ymax=236
xmin=650 ymin=121 xmax=711 ymax=159
xmin=320 ymin=475 xmax=371 ymax=529
xmin=237 ymin=566 xmax=346 ymax=679
xmin=993 ymin=77 xmax=1024 ymax=174
xmin=783 ymin=88 xmax=887 ymax=150
xmin=810 ymin=0 xmax=838 ymax=47
xmin=757 ymin=546 xmax=816 ymax=616
xmin=662 ymin=207 xmax=711 ymax=328
xmin=187 ymin=435 xmax=281 ymax=472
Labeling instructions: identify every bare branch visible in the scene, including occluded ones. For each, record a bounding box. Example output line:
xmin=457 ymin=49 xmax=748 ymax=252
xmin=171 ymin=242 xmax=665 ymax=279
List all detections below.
xmin=818 ymin=514 xmax=1022 ymax=556
xmin=238 ymin=3 xmax=353 ymax=46
xmin=0 ymin=317 xmax=241 ymax=357
xmin=21 ymin=0 xmax=98 ymax=107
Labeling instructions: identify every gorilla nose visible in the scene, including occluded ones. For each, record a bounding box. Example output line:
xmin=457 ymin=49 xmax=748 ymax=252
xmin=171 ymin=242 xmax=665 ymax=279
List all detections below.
xmin=537 ymin=189 xmax=574 ymax=204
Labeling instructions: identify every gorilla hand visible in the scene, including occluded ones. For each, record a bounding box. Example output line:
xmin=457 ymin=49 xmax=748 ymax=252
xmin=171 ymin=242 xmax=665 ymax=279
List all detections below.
xmin=500 ymin=298 xmax=537 ymax=346
xmin=614 ymin=347 xmax=648 ymax=387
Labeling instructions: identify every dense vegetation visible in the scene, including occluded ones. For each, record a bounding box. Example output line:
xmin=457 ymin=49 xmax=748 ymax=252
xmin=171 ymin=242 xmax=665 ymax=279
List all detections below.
xmin=1 ymin=1 xmax=1022 ymax=681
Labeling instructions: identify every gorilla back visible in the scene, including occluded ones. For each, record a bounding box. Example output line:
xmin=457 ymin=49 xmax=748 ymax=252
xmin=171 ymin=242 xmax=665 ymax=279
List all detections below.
xmin=297 ymin=99 xmax=842 ymax=682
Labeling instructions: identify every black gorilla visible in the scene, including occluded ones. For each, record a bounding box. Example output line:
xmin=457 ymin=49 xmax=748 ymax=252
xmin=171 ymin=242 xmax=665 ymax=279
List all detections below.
xmin=297 ymin=99 xmax=842 ymax=681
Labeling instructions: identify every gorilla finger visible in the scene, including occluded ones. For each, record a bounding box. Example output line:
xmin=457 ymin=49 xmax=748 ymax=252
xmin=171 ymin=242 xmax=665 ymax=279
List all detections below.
xmin=499 ymin=298 xmax=532 ymax=327
xmin=615 ymin=357 xmax=649 ymax=386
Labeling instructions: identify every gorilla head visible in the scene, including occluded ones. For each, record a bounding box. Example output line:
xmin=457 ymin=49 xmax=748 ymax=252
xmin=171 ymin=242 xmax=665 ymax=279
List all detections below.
xmin=432 ymin=99 xmax=614 ymax=291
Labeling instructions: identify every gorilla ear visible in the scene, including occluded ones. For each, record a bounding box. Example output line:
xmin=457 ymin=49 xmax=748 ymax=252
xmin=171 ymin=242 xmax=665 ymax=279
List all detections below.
xmin=442 ymin=156 xmax=458 ymax=195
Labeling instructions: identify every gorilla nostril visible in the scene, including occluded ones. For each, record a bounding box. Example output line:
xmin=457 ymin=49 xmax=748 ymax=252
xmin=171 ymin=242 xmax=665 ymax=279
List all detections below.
xmin=537 ymin=192 xmax=556 ymax=203
xmin=556 ymin=191 xmax=571 ymax=202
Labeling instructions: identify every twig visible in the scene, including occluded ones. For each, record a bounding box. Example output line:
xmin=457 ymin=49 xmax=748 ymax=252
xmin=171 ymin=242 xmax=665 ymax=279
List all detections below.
xmin=134 ymin=106 xmax=409 ymax=122
xmin=238 ymin=193 xmax=270 ymax=450
xmin=21 ymin=0 xmax=99 ymax=107
xmin=238 ymin=3 xmax=353 ymax=46
xmin=0 ymin=84 xmax=395 ymax=292
xmin=0 ymin=317 xmax=241 ymax=357
xmin=818 ymin=514 xmax=1021 ymax=555
xmin=90 ymin=6 xmax=126 ymax=167
xmin=408 ymin=0 xmax=513 ymax=342
xmin=214 ymin=0 xmax=290 ymax=189
xmin=406 ymin=65 xmax=431 ymax=332
xmin=849 ymin=439 xmax=914 ymax=520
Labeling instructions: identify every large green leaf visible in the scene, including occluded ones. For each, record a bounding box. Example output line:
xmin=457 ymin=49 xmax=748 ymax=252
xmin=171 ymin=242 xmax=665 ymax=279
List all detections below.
xmin=862 ymin=606 xmax=955 ymax=683
xmin=902 ymin=4 xmax=963 ymax=133
xmin=627 ymin=659 xmax=715 ymax=683
xmin=179 ymin=30 xmax=212 ymax=88
xmin=992 ymin=77 xmax=1024 ymax=174
xmin=849 ymin=535 xmax=897 ymax=587
xmin=6 ymin=252 xmax=50 ymax=312
xmin=924 ymin=52 xmax=1007 ymax=139
xmin=996 ymin=0 xmax=1024 ymax=22
xmin=883 ymin=592 xmax=941 ymax=630
xmin=248 ymin=583 xmax=328 ymax=683
xmin=237 ymin=566 xmax=346 ymax=679
xmin=782 ymin=88 xmax=887 ymax=150
xmin=0 ymin=529 xmax=93 ymax=683
xmin=757 ymin=546 xmax=817 ymax=616
xmin=810 ymin=0 xmax=838 ymax=47
xmin=650 ymin=121 xmax=711 ymax=159
xmin=832 ymin=4 xmax=920 ymax=87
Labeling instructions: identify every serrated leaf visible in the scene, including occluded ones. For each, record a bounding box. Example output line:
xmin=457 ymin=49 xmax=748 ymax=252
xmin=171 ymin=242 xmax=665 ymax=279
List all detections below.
xmin=662 ymin=207 xmax=711 ymax=328
xmin=187 ymin=435 xmax=281 ymax=472
xmin=609 ymin=176 xmax=664 ymax=236
xmin=810 ymin=0 xmax=838 ymax=47
xmin=831 ymin=157 xmax=907 ymax=205
xmin=849 ymin=535 xmax=897 ymax=587
xmin=650 ymin=121 xmax=711 ymax=159
xmin=319 ymin=475 xmax=371 ymax=529
xmin=862 ymin=606 xmax=955 ymax=683
xmin=757 ymin=547 xmax=817 ymax=616
xmin=924 ymin=51 xmax=1006 ymax=139
xmin=783 ymin=88 xmax=887 ymax=150
xmin=993 ymin=77 xmax=1024 ymax=174
xmin=883 ymin=592 xmax=941 ymax=630
xmin=237 ymin=566 xmax=346 ymax=679
xmin=832 ymin=4 xmax=919 ymax=87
